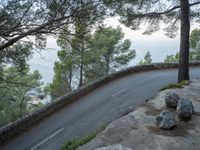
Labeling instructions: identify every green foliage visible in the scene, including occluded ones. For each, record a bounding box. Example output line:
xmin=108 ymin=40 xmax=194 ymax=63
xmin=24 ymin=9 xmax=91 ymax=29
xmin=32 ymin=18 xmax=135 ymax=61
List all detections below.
xmin=0 ymin=0 xmax=107 ymax=50
xmin=190 ymin=28 xmax=200 ymax=60
xmin=0 ymin=42 xmax=33 ymax=70
xmin=48 ymin=26 xmax=136 ymax=98
xmin=47 ymin=1 xmax=97 ymax=97
xmin=44 ymin=31 xmax=81 ymax=96
xmin=0 ymin=0 xmax=47 ymax=49
xmin=48 ymin=60 xmax=73 ymax=98
xmin=61 ymin=126 xmax=105 ymax=150
xmin=0 ymin=5 xmax=43 ymax=125
xmin=190 ymin=29 xmax=200 ymax=49
xmin=164 ymin=52 xmax=179 ymax=63
xmin=85 ymin=26 xmax=136 ymax=82
xmin=139 ymin=51 xmax=152 ymax=65
xmin=0 ymin=66 xmax=42 ymax=127
xmin=28 ymin=102 xmax=45 ymax=112
xmin=164 ymin=28 xmax=200 ymax=62
xmin=160 ymin=80 xmax=189 ymax=91
xmin=105 ymin=0 xmax=200 ymax=38
xmin=0 ymin=1 xmax=109 ymax=128
xmin=105 ymin=0 xmax=200 ymax=82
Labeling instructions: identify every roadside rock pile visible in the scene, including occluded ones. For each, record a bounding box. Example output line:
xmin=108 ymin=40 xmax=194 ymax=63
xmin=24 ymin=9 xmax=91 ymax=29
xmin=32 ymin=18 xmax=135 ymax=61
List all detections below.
xmin=156 ymin=91 xmax=194 ymax=129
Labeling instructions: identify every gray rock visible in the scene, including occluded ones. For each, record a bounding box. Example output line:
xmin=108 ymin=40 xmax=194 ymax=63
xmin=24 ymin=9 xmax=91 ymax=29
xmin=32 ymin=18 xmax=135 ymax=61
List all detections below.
xmin=156 ymin=110 xmax=176 ymax=129
xmin=177 ymin=98 xmax=194 ymax=119
xmin=165 ymin=92 xmax=180 ymax=108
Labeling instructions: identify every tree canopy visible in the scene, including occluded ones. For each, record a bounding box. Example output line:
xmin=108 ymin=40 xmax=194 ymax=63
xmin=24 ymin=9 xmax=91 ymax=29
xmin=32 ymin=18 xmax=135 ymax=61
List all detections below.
xmin=105 ymin=0 xmax=200 ymax=82
xmin=105 ymin=0 xmax=200 ymax=37
xmin=0 ymin=66 xmax=43 ymax=127
xmin=0 ymin=0 xmax=107 ymax=50
xmin=47 ymin=26 xmax=136 ymax=98
xmin=87 ymin=26 xmax=136 ymax=76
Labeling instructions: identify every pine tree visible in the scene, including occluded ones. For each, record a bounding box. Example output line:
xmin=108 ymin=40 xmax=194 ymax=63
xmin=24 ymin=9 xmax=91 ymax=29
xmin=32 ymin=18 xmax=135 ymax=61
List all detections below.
xmin=139 ymin=51 xmax=152 ymax=65
xmin=105 ymin=0 xmax=200 ymax=82
xmin=0 ymin=67 xmax=42 ymax=127
xmin=85 ymin=26 xmax=136 ymax=82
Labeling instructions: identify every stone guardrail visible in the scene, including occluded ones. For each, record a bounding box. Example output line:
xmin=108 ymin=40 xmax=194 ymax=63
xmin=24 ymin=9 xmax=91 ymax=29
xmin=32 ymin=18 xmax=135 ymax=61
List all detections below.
xmin=1 ymin=62 xmax=200 ymax=145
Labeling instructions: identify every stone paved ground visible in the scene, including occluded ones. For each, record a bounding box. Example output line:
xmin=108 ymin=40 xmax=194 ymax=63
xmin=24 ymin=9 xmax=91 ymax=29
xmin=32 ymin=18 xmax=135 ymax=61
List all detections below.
xmin=77 ymin=80 xmax=200 ymax=150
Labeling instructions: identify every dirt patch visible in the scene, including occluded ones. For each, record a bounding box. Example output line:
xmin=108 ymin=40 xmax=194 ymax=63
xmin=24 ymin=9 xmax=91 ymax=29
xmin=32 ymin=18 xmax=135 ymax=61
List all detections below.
xmin=194 ymin=112 xmax=200 ymax=116
xmin=147 ymin=121 xmax=195 ymax=137
xmin=142 ymin=103 xmax=176 ymax=116
xmin=142 ymin=104 xmax=162 ymax=116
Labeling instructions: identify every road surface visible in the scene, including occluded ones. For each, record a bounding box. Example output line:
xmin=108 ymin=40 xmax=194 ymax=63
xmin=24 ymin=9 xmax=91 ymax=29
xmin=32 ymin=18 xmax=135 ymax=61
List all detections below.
xmin=2 ymin=67 xmax=200 ymax=150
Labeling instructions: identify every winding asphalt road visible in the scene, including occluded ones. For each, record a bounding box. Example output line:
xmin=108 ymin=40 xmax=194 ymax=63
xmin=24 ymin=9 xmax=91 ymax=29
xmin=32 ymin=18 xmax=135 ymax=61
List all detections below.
xmin=2 ymin=67 xmax=200 ymax=150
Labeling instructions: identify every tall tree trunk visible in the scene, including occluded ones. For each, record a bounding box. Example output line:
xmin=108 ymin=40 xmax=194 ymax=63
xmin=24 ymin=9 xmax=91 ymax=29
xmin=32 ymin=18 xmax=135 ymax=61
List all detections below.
xmin=79 ymin=60 xmax=83 ymax=87
xmin=69 ymin=65 xmax=72 ymax=91
xmin=105 ymin=53 xmax=110 ymax=75
xmin=178 ymin=0 xmax=190 ymax=82
xmin=79 ymin=43 xmax=84 ymax=87
xmin=19 ymin=96 xmax=26 ymax=118
xmin=105 ymin=60 xmax=110 ymax=75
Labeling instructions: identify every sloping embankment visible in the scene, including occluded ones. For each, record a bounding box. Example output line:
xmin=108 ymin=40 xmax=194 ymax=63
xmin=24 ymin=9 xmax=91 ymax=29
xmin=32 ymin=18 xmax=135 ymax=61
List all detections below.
xmin=77 ymin=80 xmax=200 ymax=150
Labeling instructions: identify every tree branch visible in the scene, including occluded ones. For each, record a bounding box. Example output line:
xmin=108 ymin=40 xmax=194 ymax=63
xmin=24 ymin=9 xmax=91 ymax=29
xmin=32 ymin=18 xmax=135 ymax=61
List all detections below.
xmin=0 ymin=8 xmax=79 ymax=50
xmin=132 ymin=1 xmax=200 ymax=18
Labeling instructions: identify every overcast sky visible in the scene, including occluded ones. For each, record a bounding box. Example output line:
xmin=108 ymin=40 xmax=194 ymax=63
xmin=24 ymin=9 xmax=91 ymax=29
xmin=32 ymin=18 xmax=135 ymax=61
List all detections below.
xmin=28 ymin=18 xmax=199 ymax=84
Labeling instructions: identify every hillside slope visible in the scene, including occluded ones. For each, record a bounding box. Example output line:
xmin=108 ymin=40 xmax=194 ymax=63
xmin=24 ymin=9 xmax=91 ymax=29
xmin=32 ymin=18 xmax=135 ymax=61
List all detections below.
xmin=77 ymin=80 xmax=200 ymax=150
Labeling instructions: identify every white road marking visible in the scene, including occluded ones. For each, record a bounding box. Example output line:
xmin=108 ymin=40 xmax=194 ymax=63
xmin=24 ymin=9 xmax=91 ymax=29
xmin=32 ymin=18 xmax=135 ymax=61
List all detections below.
xmin=112 ymin=88 xmax=129 ymax=97
xmin=30 ymin=128 xmax=64 ymax=150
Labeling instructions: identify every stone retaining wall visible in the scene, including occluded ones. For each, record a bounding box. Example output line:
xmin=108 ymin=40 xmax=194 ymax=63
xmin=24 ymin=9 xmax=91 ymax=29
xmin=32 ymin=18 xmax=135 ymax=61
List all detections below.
xmin=0 ymin=62 xmax=200 ymax=145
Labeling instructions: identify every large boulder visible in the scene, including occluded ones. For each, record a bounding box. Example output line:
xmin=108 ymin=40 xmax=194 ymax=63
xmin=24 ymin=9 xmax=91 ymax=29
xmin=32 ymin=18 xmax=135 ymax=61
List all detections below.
xmin=165 ymin=92 xmax=180 ymax=108
xmin=177 ymin=98 xmax=194 ymax=119
xmin=156 ymin=110 xmax=176 ymax=129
